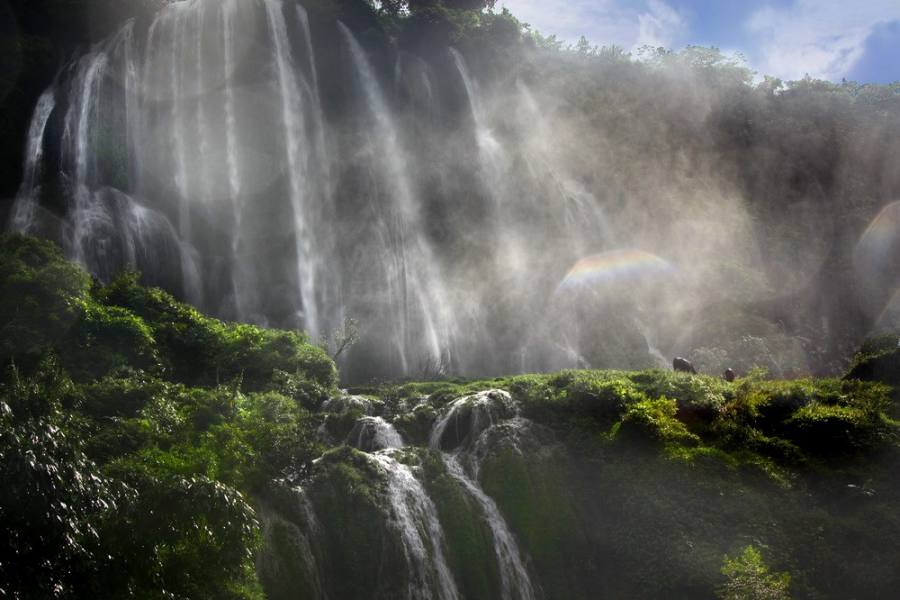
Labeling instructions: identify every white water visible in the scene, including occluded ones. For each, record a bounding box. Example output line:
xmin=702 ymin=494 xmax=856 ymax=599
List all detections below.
xmin=347 ymin=416 xmax=404 ymax=452
xmin=8 ymin=0 xmax=633 ymax=379
xmin=292 ymin=488 xmax=328 ymax=600
xmin=449 ymin=47 xmax=517 ymax=246
xmin=428 ymin=390 xmax=537 ymax=598
xmin=429 ymin=390 xmax=517 ymax=452
xmin=339 ymin=22 xmax=454 ymax=374
xmin=443 ymin=454 xmax=535 ymax=600
xmin=320 ymin=395 xmax=378 ymax=415
xmin=264 ymin=0 xmax=319 ymax=339
xmin=369 ymin=451 xmax=460 ymax=600
xmin=10 ymin=88 xmax=56 ymax=233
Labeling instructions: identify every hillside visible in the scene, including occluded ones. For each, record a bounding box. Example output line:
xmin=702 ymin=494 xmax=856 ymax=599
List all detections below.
xmin=3 ymin=232 xmax=900 ymax=598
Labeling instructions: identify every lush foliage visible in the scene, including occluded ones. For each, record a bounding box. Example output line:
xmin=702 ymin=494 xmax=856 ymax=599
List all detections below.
xmin=717 ymin=546 xmax=791 ymax=600
xmin=0 ymin=234 xmax=336 ymax=599
xmin=3 ymin=232 xmax=900 ymax=598
xmin=344 ymin=359 xmax=900 ymax=599
xmin=844 ymin=333 xmax=900 ymax=390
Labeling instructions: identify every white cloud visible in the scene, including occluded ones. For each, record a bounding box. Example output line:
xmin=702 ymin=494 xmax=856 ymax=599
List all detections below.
xmin=635 ymin=0 xmax=687 ymax=50
xmin=746 ymin=0 xmax=900 ymax=81
xmin=497 ymin=0 xmax=644 ymax=48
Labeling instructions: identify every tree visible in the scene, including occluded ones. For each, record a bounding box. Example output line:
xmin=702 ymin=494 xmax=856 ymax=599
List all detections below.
xmin=318 ymin=317 xmax=360 ymax=360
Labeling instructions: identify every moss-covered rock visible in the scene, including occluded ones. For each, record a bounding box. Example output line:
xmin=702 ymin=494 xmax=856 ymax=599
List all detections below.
xmin=304 ymin=447 xmax=408 ymax=599
xmin=845 ymin=333 xmax=900 ymax=389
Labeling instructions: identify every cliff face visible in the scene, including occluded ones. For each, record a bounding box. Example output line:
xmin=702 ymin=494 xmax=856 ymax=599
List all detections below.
xmin=6 ymin=1 xmax=900 ymax=382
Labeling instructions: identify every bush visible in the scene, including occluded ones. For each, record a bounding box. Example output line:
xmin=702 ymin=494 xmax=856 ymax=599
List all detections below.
xmin=223 ymin=326 xmax=338 ymax=391
xmin=56 ymin=303 xmax=159 ymax=381
xmin=617 ymin=396 xmax=701 ymax=449
xmin=845 ymin=334 xmax=900 ymax=388
xmin=99 ymin=270 xmax=338 ymax=390
xmin=717 ymin=546 xmax=791 ymax=600
xmin=0 ymin=234 xmax=90 ymax=365
xmin=0 ymin=399 xmax=119 ymax=599
xmin=98 ymin=269 xmax=228 ymax=385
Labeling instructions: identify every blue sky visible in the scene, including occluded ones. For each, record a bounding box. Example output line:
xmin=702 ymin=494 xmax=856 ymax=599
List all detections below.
xmin=497 ymin=0 xmax=900 ymax=84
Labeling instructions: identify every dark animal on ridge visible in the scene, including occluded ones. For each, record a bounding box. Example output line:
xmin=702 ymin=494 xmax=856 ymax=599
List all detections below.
xmin=723 ymin=368 xmax=735 ymax=382
xmin=673 ymin=357 xmax=697 ymax=374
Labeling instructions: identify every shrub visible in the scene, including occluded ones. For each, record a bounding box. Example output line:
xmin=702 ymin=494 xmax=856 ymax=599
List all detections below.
xmin=56 ymin=303 xmax=159 ymax=381
xmin=717 ymin=546 xmax=791 ymax=600
xmin=0 ymin=233 xmax=90 ymax=365
xmin=0 ymin=399 xmax=119 ymax=599
xmin=617 ymin=396 xmax=701 ymax=450
xmin=845 ymin=334 xmax=900 ymax=388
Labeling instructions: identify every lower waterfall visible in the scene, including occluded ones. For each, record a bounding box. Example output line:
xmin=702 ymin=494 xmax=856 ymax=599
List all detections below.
xmin=259 ymin=389 xmax=550 ymax=599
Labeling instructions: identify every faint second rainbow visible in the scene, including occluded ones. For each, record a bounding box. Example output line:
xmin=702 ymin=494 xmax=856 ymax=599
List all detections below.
xmin=557 ymin=249 xmax=676 ymax=291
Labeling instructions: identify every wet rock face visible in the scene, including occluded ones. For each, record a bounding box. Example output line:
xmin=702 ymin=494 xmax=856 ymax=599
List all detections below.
xmin=257 ymin=383 xmax=594 ymax=600
xmin=346 ymin=416 xmax=404 ymax=452
xmin=320 ymin=395 xmax=382 ymax=415
xmin=429 ymin=390 xmax=518 ymax=452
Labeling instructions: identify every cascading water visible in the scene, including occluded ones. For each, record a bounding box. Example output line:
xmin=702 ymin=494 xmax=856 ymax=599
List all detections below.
xmin=369 ymin=451 xmax=461 ymax=600
xmin=347 ymin=416 xmax=404 ymax=452
xmin=10 ymin=88 xmax=56 ymax=233
xmin=442 ymin=454 xmax=535 ymax=600
xmin=264 ymin=0 xmax=320 ymax=338
xmin=292 ymin=388 xmax=540 ymax=598
xmin=429 ymin=389 xmax=518 ymax=452
xmin=11 ymin=0 xmax=340 ymax=336
xmin=448 ymin=48 xmax=508 ymax=213
xmin=257 ymin=487 xmax=328 ymax=600
xmin=338 ymin=23 xmax=456 ymax=375
xmin=427 ymin=390 xmax=537 ymax=598
xmin=8 ymin=0 xmax=627 ymax=379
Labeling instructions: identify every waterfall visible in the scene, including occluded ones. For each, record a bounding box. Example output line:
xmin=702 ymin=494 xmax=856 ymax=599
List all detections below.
xmin=264 ymin=0 xmax=320 ymax=338
xmin=10 ymin=0 xmax=340 ymax=336
xmin=347 ymin=416 xmax=404 ymax=452
xmin=320 ymin=394 xmax=378 ymax=415
xmin=428 ymin=390 xmax=537 ymax=598
xmin=296 ymin=3 xmax=340 ymax=332
xmin=429 ymin=390 xmax=517 ymax=452
xmin=221 ymin=0 xmax=251 ymax=321
xmin=8 ymin=0 xmax=675 ymax=380
xmin=339 ymin=23 xmax=454 ymax=375
xmin=63 ymin=50 xmax=108 ymax=199
xmin=515 ymin=78 xmax=613 ymax=251
xmin=9 ymin=88 xmax=56 ymax=234
xmin=449 ymin=48 xmax=511 ymax=217
xmin=634 ymin=317 xmax=669 ymax=367
xmin=442 ymin=455 xmax=535 ymax=600
xmin=258 ymin=487 xmax=328 ymax=600
xmin=368 ymin=451 xmax=460 ymax=600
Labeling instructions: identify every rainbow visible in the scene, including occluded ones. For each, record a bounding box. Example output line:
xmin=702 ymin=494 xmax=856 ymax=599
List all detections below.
xmin=557 ymin=250 xmax=676 ymax=291
xmin=875 ymin=287 xmax=900 ymax=333
xmin=856 ymin=201 xmax=900 ymax=257
xmin=854 ymin=201 xmax=900 ymax=280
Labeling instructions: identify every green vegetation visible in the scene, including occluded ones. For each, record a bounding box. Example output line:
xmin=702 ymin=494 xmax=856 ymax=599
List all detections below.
xmin=0 ymin=234 xmax=335 ymax=598
xmin=340 ymin=357 xmax=900 ymax=598
xmin=845 ymin=333 xmax=900 ymax=390
xmin=3 ymin=3 xmax=900 ymax=595
xmin=3 ymin=232 xmax=900 ymax=598
xmin=717 ymin=546 xmax=791 ymax=600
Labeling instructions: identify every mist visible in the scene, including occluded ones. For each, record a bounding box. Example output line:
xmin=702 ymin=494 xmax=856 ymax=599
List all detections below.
xmin=6 ymin=0 xmax=900 ymax=382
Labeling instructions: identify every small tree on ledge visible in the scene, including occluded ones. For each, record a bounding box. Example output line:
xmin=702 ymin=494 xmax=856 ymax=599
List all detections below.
xmin=318 ymin=317 xmax=359 ymax=361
